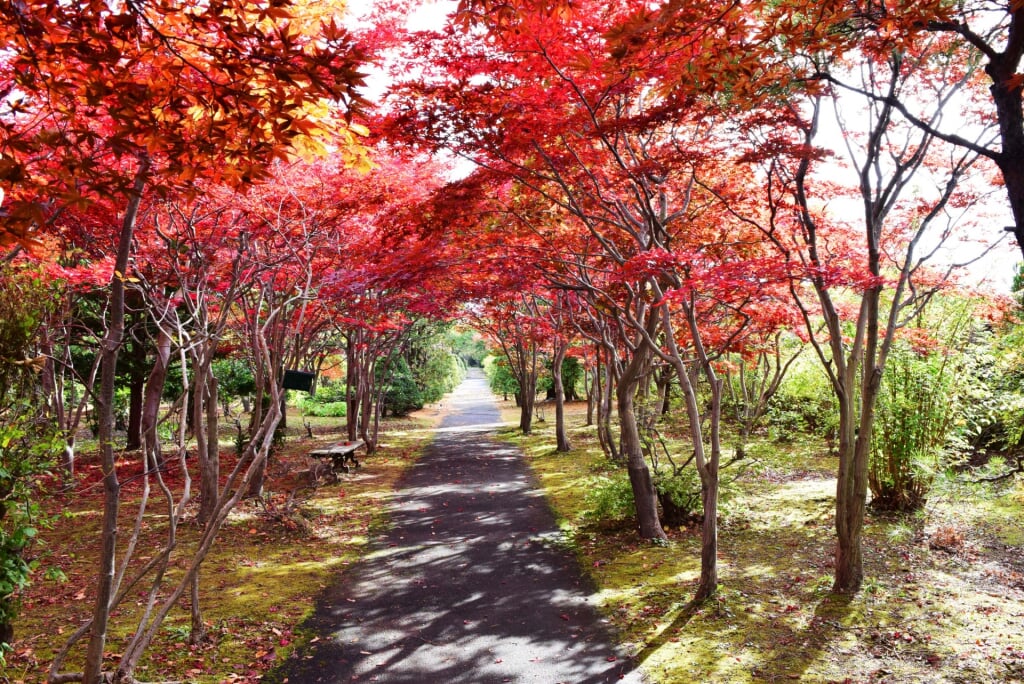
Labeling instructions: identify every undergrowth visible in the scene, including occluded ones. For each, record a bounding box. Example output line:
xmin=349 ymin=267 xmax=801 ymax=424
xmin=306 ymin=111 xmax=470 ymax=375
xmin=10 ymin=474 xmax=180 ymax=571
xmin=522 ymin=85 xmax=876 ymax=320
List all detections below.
xmin=502 ymin=400 xmax=1024 ymax=683
xmin=5 ymin=410 xmax=437 ymax=683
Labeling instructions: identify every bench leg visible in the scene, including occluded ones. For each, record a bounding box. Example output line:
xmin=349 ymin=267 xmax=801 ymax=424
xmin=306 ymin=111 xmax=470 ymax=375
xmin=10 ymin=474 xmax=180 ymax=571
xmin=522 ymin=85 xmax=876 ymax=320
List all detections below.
xmin=310 ymin=460 xmax=335 ymax=485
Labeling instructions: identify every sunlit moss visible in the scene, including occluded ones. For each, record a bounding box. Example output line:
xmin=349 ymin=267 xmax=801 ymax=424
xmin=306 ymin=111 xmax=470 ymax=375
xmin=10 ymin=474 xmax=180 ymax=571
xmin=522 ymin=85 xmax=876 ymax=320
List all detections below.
xmin=501 ymin=398 xmax=1024 ymax=684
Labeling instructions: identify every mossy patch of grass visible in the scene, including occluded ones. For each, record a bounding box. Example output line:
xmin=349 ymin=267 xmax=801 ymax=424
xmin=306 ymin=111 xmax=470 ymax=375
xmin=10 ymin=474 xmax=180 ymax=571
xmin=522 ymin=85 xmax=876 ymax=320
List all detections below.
xmin=7 ymin=410 xmax=437 ymax=683
xmin=498 ymin=398 xmax=1024 ymax=683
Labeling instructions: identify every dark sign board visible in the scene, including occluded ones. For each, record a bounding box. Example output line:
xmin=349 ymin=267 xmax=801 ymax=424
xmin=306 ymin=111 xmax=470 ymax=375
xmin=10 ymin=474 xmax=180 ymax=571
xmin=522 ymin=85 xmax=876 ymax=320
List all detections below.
xmin=282 ymin=369 xmax=316 ymax=393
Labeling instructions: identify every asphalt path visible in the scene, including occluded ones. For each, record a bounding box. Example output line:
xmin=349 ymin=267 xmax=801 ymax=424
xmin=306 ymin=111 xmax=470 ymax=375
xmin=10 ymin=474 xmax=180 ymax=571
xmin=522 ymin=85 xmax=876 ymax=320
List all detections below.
xmin=275 ymin=370 xmax=643 ymax=683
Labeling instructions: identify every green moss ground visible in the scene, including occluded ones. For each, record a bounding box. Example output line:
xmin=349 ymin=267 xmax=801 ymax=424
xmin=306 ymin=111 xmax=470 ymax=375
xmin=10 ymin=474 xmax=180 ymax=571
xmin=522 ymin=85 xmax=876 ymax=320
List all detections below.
xmin=6 ymin=408 xmax=442 ymax=683
xmin=503 ymin=401 xmax=1024 ymax=683
xmin=9 ymin=396 xmax=1023 ymax=683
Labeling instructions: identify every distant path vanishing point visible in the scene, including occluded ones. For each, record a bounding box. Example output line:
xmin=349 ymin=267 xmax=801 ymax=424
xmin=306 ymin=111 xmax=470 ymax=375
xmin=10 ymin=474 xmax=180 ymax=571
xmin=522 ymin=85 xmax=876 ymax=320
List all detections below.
xmin=275 ymin=369 xmax=643 ymax=683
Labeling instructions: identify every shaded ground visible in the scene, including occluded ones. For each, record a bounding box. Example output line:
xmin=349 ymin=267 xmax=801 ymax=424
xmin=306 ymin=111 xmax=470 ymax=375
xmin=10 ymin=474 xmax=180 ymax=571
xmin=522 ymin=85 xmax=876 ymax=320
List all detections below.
xmin=511 ymin=406 xmax=1024 ymax=684
xmin=273 ymin=370 xmax=641 ymax=683
xmin=8 ymin=411 xmax=434 ymax=682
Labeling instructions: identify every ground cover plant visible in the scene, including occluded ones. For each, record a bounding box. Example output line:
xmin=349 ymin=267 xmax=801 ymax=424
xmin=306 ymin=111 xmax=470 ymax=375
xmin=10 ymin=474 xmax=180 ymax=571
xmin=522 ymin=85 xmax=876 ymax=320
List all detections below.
xmin=3 ymin=407 xmax=440 ymax=683
xmin=500 ymin=399 xmax=1024 ymax=683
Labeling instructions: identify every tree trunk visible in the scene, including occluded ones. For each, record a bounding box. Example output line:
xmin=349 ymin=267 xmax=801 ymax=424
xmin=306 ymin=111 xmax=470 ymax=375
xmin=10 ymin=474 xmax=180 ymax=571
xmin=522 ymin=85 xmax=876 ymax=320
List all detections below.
xmin=832 ymin=395 xmax=863 ymax=594
xmin=84 ymin=157 xmax=148 ymax=684
xmin=617 ymin=346 xmax=666 ymax=541
xmin=834 ymin=371 xmax=883 ymax=594
xmin=189 ymin=571 xmax=206 ymax=645
xmin=345 ymin=335 xmax=360 ymax=442
xmin=126 ymin=375 xmax=144 ymax=451
xmin=692 ymin=375 xmax=723 ymax=603
xmin=519 ymin=386 xmax=535 ymax=435
xmin=0 ymin=617 xmax=12 ymax=651
xmin=125 ymin=337 xmax=146 ymax=451
xmin=553 ymin=343 xmax=570 ymax=452
xmin=597 ymin=354 xmax=619 ymax=461
xmin=243 ymin=378 xmax=268 ymax=497
xmin=655 ymin=365 xmax=672 ymax=415
xmin=198 ymin=372 xmax=219 ymax=526
xmin=585 ymin=366 xmax=595 ymax=426
xmin=359 ymin=371 xmax=374 ymax=447
xmin=694 ymin=465 xmax=719 ymax=601
xmin=984 ymin=27 xmax=1024 ymax=259
xmin=141 ymin=328 xmax=171 ymax=468
xmin=194 ymin=357 xmax=223 ymax=524
xmin=619 ymin=394 xmax=665 ymax=540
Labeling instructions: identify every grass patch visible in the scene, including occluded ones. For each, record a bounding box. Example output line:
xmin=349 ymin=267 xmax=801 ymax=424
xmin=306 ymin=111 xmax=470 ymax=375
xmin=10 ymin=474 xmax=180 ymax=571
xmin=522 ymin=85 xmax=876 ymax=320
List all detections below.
xmin=501 ymin=399 xmax=1024 ymax=683
xmin=7 ymin=409 xmax=438 ymax=683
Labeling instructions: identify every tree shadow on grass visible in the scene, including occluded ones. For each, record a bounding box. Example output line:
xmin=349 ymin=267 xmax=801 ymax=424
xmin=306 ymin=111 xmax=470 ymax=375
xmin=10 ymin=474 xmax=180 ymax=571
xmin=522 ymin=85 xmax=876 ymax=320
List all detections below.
xmin=754 ymin=593 xmax=857 ymax=680
xmin=633 ymin=598 xmax=703 ymax=665
xmin=629 ymin=578 xmax=857 ymax=681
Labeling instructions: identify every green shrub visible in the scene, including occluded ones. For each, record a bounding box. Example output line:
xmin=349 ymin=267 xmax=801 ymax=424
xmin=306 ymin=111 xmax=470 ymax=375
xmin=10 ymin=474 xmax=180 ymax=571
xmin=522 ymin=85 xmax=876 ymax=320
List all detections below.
xmin=766 ymin=363 xmax=837 ymax=444
xmin=655 ymin=468 xmax=702 ymax=526
xmin=869 ymin=295 xmax=992 ymax=509
xmin=956 ymin=317 xmax=1024 ymax=464
xmin=297 ymin=379 xmax=348 ymax=418
xmin=450 ymin=328 xmax=488 ymax=368
xmin=381 ymin=356 xmax=423 ymax=417
xmin=312 ymin=378 xmax=348 ymax=403
xmin=484 ymin=355 xmax=520 ymax=399
xmin=415 ymin=349 xmax=463 ymax=404
xmin=870 ymin=342 xmax=962 ymax=511
xmin=0 ymin=266 xmax=60 ymax=655
xmin=213 ymin=357 xmax=255 ymax=401
xmin=582 ymin=467 xmax=703 ymax=529
xmin=582 ymin=473 xmax=636 ymax=527
xmin=296 ymin=399 xmax=347 ymax=418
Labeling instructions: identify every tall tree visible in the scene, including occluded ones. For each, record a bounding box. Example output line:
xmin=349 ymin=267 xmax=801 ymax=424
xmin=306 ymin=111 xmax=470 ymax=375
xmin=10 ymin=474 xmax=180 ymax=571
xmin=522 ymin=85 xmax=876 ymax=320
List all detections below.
xmin=384 ymin=0 xmax=798 ymax=596
xmin=0 ymin=3 xmax=370 ymax=681
xmin=736 ymin=48 xmax=994 ymax=593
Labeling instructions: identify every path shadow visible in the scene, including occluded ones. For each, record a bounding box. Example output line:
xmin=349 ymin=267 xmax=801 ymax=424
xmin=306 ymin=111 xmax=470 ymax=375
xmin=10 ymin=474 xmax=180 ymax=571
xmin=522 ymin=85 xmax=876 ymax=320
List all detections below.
xmin=269 ymin=373 xmax=643 ymax=683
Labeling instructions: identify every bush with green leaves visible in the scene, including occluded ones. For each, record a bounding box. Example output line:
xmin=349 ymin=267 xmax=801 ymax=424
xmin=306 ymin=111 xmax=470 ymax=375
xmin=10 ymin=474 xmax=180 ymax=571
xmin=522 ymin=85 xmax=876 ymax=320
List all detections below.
xmin=954 ymin=315 xmax=1024 ymax=466
xmin=296 ymin=378 xmax=347 ymax=418
xmin=869 ymin=341 xmax=964 ymax=511
xmin=413 ymin=346 xmax=463 ymax=404
xmin=868 ymin=296 xmax=986 ymax=510
xmin=296 ymin=398 xmax=348 ymax=418
xmin=381 ymin=356 xmax=424 ymax=417
xmin=538 ymin=355 xmax=583 ymax=401
xmin=582 ymin=473 xmax=636 ymax=528
xmin=765 ymin=362 xmax=837 ymax=445
xmin=582 ymin=466 xmax=702 ymax=529
xmin=561 ymin=356 xmax=584 ymax=401
xmin=484 ymin=355 xmax=520 ymax=400
xmin=213 ymin=357 xmax=256 ymax=404
xmin=399 ymin=322 xmax=465 ymax=403
xmin=0 ymin=265 xmax=59 ymax=656
xmin=655 ymin=467 xmax=702 ymax=526
xmin=449 ymin=328 xmax=488 ymax=368
xmin=0 ymin=416 xmax=53 ymax=654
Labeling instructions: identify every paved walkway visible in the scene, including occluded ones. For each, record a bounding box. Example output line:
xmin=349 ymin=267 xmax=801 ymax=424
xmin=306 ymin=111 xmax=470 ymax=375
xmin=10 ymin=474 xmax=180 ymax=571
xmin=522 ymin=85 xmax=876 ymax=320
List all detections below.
xmin=276 ymin=370 xmax=642 ymax=683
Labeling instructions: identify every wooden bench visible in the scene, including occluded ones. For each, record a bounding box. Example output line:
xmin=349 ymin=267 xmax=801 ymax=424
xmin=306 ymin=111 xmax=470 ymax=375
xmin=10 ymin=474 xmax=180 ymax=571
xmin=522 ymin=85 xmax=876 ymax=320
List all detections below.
xmin=308 ymin=439 xmax=366 ymax=475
